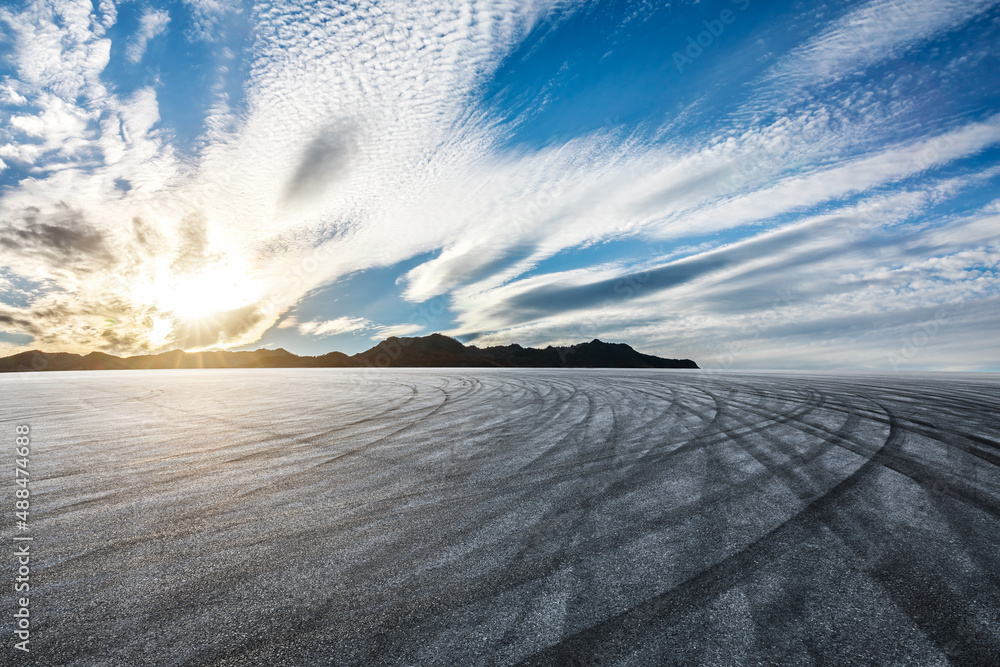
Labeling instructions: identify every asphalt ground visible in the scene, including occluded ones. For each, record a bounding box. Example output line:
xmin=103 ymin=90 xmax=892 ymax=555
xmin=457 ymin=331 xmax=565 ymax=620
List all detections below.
xmin=1 ymin=369 xmax=998 ymax=665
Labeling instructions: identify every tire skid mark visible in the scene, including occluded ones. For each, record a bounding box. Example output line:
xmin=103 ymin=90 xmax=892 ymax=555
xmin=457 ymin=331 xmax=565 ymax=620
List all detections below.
xmin=272 ymin=385 xmax=889 ymax=663
xmin=517 ymin=396 xmax=906 ymax=666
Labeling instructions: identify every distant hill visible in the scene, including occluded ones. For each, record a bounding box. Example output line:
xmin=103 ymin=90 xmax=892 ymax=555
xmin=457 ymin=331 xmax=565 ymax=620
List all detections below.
xmin=0 ymin=334 xmax=698 ymax=372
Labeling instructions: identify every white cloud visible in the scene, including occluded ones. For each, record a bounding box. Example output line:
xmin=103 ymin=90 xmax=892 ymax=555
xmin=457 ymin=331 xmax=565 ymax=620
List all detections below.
xmin=371 ymin=323 xmax=424 ymax=340
xmin=96 ymin=0 xmax=117 ymax=32
xmin=294 ymin=318 xmax=422 ymax=341
xmin=181 ymin=0 xmax=241 ymax=42
xmin=126 ymin=8 xmax=170 ymax=63
xmin=648 ymin=114 xmax=1000 ymax=237
xmin=0 ymin=0 xmax=112 ymax=100
xmin=1 ymin=86 xmax=28 ymax=106
xmin=297 ymin=317 xmax=372 ymax=337
xmin=388 ymin=111 xmax=1000 ymax=309
xmin=8 ymin=94 xmax=94 ymax=156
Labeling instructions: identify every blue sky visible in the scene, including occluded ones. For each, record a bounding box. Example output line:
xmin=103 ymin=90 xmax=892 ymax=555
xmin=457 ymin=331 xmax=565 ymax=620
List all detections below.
xmin=0 ymin=0 xmax=999 ymax=370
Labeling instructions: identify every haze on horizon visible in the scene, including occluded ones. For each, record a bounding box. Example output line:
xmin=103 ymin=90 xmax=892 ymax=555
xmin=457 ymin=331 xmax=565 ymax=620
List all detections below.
xmin=1 ymin=0 xmax=998 ymax=371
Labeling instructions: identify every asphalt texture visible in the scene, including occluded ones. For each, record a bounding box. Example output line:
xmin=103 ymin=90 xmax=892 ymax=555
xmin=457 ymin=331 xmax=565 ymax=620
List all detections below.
xmin=1 ymin=369 xmax=999 ymax=666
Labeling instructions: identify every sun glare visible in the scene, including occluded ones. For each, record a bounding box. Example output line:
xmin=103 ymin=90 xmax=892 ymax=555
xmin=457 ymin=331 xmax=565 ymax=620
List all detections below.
xmin=148 ymin=316 xmax=173 ymax=347
xmin=153 ymin=266 xmax=259 ymax=320
xmin=129 ymin=253 xmax=267 ymax=347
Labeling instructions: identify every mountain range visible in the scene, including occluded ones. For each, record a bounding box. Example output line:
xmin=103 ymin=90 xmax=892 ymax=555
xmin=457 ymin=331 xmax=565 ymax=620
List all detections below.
xmin=0 ymin=334 xmax=697 ymax=372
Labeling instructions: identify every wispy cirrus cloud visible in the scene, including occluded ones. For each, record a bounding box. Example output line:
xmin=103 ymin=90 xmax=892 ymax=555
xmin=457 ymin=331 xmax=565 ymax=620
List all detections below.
xmin=747 ymin=0 xmax=1000 ymax=112
xmin=294 ymin=317 xmax=423 ymax=341
xmin=450 ymin=183 xmax=1000 ymax=370
xmin=297 ymin=317 xmax=371 ymax=338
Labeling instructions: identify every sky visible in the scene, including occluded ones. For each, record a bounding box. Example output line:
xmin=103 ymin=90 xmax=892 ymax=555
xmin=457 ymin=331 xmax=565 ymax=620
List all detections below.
xmin=0 ymin=0 xmax=998 ymax=370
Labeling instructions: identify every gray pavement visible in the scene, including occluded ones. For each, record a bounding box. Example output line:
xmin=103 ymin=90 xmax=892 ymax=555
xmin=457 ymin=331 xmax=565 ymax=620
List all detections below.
xmin=1 ymin=369 xmax=999 ymax=665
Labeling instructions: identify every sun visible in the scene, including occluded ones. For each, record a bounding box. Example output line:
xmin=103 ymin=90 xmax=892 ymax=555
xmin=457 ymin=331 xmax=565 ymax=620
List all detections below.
xmin=153 ymin=266 xmax=260 ymax=321
xmin=130 ymin=253 xmax=267 ymax=344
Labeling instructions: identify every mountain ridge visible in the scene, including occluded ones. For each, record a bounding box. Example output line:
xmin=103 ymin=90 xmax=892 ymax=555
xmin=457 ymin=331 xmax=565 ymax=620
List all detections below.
xmin=0 ymin=333 xmax=698 ymax=372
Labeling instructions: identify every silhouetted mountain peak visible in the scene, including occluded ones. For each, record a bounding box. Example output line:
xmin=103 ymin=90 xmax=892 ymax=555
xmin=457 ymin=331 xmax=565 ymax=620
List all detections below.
xmin=0 ymin=334 xmax=697 ymax=371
